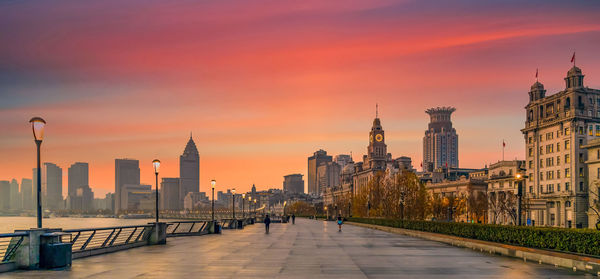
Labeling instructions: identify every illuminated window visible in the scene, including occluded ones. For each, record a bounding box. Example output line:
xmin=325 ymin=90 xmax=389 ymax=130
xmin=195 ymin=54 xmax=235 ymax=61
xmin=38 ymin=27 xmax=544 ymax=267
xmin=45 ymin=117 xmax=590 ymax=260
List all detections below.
xmin=590 ymin=125 xmax=594 ymax=136
xmin=565 ymin=168 xmax=570 ymax=178
xmin=565 ymin=128 xmax=570 ymax=136
xmin=565 ymin=154 xmax=570 ymax=163
xmin=565 ymin=140 xmax=570 ymax=149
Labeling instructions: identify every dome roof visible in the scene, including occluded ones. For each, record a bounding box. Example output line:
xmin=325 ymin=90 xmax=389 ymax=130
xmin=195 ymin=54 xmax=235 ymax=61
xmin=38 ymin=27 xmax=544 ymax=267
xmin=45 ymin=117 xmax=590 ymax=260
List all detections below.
xmin=530 ymin=81 xmax=544 ymax=91
xmin=567 ymin=66 xmax=582 ymax=77
xmin=183 ymin=137 xmax=199 ymax=155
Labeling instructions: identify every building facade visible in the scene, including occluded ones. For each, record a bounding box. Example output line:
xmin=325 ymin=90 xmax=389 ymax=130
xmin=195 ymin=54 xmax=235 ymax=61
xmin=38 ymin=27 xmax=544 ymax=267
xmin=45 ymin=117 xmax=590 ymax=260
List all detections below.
xmin=317 ymin=162 xmax=341 ymax=195
xmin=10 ymin=179 xmax=20 ymax=210
xmin=115 ymin=159 xmax=140 ymax=213
xmin=180 ymin=136 xmax=199 ymax=207
xmin=487 ymin=160 xmax=526 ymax=225
xmin=584 ymin=139 xmax=600 ymax=228
xmin=283 ymin=174 xmax=304 ymax=194
xmin=353 ymin=116 xmax=392 ymax=195
xmin=307 ymin=149 xmax=332 ymax=196
xmin=67 ymin=162 xmax=90 ymax=210
xmin=521 ymin=66 xmax=600 ymax=228
xmin=21 ymin=178 xmax=33 ymax=211
xmin=423 ymin=107 xmax=458 ymax=172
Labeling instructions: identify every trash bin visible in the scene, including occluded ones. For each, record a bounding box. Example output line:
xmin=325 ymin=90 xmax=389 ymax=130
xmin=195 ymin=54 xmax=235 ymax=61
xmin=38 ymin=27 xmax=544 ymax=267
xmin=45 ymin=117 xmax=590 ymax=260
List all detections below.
xmin=40 ymin=232 xmax=72 ymax=269
xmin=237 ymin=220 xmax=244 ymax=229
xmin=214 ymin=224 xmax=222 ymax=234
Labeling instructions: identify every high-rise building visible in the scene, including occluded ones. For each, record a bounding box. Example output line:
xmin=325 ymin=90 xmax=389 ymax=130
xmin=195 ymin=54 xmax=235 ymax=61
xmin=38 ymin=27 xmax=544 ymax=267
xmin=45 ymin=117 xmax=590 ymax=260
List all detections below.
xmin=180 ymin=136 xmax=199 ymax=207
xmin=120 ymin=184 xmax=152 ymax=211
xmin=21 ymin=178 xmax=33 ymax=210
xmin=283 ymin=174 xmax=304 ymax=194
xmin=10 ymin=179 xmax=21 ymax=210
xmin=307 ymin=149 xmax=332 ymax=195
xmin=0 ymin=181 xmax=10 ymax=211
xmin=161 ymin=178 xmax=180 ymax=211
xmin=68 ymin=162 xmax=89 ymax=210
xmin=423 ymin=107 xmax=459 ymax=172
xmin=68 ymin=185 xmax=94 ymax=211
xmin=522 ymin=65 xmax=600 ymax=228
xmin=115 ymin=159 xmax=140 ymax=213
xmin=317 ymin=162 xmax=341 ymax=194
xmin=43 ymin=163 xmax=63 ymax=210
xmin=334 ymin=154 xmax=353 ymax=168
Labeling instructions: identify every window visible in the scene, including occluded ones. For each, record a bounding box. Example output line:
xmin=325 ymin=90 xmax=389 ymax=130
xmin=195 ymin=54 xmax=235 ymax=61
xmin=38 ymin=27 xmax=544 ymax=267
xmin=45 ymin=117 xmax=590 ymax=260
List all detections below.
xmin=529 ymin=161 xmax=533 ymax=169
xmin=529 ymin=186 xmax=533 ymax=193
xmin=557 ymin=156 xmax=561 ymax=165
xmin=565 ymin=168 xmax=571 ymax=178
xmin=597 ymin=149 xmax=600 ymax=159
xmin=580 ymin=181 xmax=584 ymax=191
xmin=550 ymin=214 xmax=555 ymax=226
xmin=539 ymin=146 xmax=544 ymax=155
xmin=528 ymin=173 xmax=533 ymax=182
xmin=557 ymin=183 xmax=561 ymax=191
xmin=528 ymin=137 xmax=533 ymax=144
xmin=580 ymin=138 xmax=584 ymax=147
xmin=565 ymin=128 xmax=570 ymax=136
xmin=580 ymin=153 xmax=585 ymax=163
xmin=565 ymin=200 xmax=571 ymax=207
xmin=579 ymin=167 xmax=584 ymax=177
xmin=547 ymin=144 xmax=553 ymax=153
xmin=557 ymin=142 xmax=560 ymax=152
xmin=565 ymin=154 xmax=570 ymax=163
xmin=566 ymin=182 xmax=570 ymax=191
xmin=539 ymin=135 xmax=543 ymax=142
xmin=597 ymin=125 xmax=600 ymax=136
xmin=565 ymin=140 xmax=570 ymax=149
xmin=539 ymin=159 xmax=544 ymax=168
xmin=590 ymin=125 xmax=594 ymax=136
xmin=529 ymin=148 xmax=533 ymax=157
xmin=579 ymin=126 xmax=584 ymax=135
xmin=539 ymin=172 xmax=544 ymax=181
xmin=557 ymin=170 xmax=561 ymax=178
xmin=597 ymin=168 xmax=600 ymax=179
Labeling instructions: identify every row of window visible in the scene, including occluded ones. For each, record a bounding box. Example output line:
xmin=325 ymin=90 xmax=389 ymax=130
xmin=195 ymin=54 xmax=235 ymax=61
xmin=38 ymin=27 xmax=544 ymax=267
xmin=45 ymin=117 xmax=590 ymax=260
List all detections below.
xmin=539 ymin=168 xmax=585 ymax=181
xmin=530 ymin=181 xmax=586 ymax=193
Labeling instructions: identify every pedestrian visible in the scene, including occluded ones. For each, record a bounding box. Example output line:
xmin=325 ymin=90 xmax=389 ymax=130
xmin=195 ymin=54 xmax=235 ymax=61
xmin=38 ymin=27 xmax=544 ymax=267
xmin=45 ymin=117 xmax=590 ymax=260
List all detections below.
xmin=292 ymin=214 xmax=296 ymax=225
xmin=264 ymin=214 xmax=271 ymax=234
xmin=337 ymin=215 xmax=343 ymax=232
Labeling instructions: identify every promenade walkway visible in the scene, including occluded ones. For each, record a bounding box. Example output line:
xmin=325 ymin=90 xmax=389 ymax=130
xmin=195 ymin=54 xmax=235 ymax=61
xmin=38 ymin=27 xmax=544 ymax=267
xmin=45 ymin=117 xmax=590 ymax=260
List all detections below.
xmin=1 ymin=219 xmax=588 ymax=278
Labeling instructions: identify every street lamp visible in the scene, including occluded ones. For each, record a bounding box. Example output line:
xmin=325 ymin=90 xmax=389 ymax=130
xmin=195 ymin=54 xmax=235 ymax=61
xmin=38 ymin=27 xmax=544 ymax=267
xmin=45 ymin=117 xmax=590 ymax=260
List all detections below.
xmin=515 ymin=174 xmax=528 ymax=226
xmin=29 ymin=117 xmax=46 ymax=228
xmin=283 ymin=201 xmax=287 ymax=216
xmin=242 ymin=193 xmax=246 ymax=219
xmin=152 ymin=159 xmax=160 ymax=223
xmin=254 ymin=199 xmax=257 ymax=217
xmin=211 ymin=179 xmax=216 ymax=222
xmin=232 ymin=189 xmax=236 ymax=220
xmin=324 ymin=206 xmax=328 ymax=220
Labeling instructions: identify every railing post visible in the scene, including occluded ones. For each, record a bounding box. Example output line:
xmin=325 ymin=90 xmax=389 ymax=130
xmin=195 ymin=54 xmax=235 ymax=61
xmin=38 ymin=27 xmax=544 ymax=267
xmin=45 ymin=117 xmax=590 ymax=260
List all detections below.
xmin=13 ymin=229 xmax=48 ymax=269
xmin=148 ymin=222 xmax=167 ymax=245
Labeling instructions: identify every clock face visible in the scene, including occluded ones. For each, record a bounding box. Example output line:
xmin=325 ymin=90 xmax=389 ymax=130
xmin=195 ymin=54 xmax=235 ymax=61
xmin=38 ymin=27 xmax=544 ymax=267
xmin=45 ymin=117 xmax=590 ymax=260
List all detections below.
xmin=375 ymin=134 xmax=383 ymax=142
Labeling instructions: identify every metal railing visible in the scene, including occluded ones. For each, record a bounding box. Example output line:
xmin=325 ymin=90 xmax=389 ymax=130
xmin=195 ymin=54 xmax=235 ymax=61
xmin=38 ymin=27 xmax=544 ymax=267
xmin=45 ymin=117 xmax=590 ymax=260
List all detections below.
xmin=0 ymin=232 xmax=27 ymax=263
xmin=166 ymin=221 xmax=212 ymax=237
xmin=63 ymin=225 xmax=153 ymax=258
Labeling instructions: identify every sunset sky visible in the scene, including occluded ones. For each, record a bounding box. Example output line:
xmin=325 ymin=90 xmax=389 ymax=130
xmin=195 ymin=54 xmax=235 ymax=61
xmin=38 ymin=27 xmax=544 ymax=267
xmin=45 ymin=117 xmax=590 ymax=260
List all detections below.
xmin=1 ymin=0 xmax=600 ymax=197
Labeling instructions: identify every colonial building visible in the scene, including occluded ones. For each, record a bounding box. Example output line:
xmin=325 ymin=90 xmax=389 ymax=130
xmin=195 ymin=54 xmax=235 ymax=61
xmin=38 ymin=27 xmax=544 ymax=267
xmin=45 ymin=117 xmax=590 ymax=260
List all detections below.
xmin=353 ymin=113 xmax=392 ymax=195
xmin=423 ymin=107 xmax=459 ymax=172
xmin=521 ymin=65 xmax=600 ymax=228
xmin=583 ymin=139 xmax=600 ymax=228
xmin=487 ymin=160 xmax=526 ymax=225
xmin=425 ymin=172 xmax=487 ymax=222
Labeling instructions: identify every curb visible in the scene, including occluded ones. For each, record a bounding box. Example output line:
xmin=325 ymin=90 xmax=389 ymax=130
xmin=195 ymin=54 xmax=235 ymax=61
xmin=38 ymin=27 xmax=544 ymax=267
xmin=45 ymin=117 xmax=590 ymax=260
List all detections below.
xmin=347 ymin=221 xmax=600 ymax=276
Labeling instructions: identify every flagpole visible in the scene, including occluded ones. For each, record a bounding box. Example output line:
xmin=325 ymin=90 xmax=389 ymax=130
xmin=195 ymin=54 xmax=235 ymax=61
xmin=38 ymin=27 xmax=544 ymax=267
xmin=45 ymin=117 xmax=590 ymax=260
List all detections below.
xmin=502 ymin=140 xmax=505 ymax=161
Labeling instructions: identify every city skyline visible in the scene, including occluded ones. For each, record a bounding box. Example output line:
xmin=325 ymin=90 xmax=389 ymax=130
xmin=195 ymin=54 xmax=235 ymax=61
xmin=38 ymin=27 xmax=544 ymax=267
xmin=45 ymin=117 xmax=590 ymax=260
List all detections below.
xmin=2 ymin=1 xmax=600 ymax=195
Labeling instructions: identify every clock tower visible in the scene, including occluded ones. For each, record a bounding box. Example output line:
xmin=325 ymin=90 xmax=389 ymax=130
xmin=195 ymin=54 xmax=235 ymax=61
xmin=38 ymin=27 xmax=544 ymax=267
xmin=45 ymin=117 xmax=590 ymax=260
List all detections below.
xmin=367 ymin=105 xmax=387 ymax=170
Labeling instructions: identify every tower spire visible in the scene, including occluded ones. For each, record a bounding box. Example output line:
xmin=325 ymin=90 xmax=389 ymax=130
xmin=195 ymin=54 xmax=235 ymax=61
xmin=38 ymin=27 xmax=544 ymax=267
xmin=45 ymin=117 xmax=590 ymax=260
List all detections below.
xmin=376 ymin=103 xmax=378 ymax=118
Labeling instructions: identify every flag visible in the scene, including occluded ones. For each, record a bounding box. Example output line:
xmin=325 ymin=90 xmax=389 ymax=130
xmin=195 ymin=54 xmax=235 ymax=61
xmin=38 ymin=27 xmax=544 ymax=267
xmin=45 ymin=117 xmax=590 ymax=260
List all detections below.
xmin=535 ymin=68 xmax=538 ymax=79
xmin=503 ymin=140 xmax=506 ymax=147
xmin=420 ymin=162 xmax=423 ymax=167
xmin=571 ymin=52 xmax=576 ymax=63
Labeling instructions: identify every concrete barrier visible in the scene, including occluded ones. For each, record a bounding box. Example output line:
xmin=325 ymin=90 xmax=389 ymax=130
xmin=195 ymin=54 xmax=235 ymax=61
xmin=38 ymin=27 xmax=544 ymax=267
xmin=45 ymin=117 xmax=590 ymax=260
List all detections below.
xmin=348 ymin=221 xmax=600 ymax=276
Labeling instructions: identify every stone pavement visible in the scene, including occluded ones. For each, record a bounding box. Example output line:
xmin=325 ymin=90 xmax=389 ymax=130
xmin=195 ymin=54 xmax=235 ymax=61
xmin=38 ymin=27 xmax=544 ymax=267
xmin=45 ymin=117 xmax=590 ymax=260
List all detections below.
xmin=0 ymin=219 xmax=592 ymax=278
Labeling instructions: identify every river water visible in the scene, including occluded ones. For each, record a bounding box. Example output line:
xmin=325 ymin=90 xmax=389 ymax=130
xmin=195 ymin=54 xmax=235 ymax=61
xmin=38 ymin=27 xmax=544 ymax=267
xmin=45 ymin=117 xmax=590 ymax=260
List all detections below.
xmin=0 ymin=217 xmax=156 ymax=233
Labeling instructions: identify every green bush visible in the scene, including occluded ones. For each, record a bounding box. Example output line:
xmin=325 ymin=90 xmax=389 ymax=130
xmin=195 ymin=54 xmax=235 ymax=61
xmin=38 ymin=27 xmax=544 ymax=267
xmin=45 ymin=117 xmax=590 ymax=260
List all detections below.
xmin=348 ymin=217 xmax=600 ymax=256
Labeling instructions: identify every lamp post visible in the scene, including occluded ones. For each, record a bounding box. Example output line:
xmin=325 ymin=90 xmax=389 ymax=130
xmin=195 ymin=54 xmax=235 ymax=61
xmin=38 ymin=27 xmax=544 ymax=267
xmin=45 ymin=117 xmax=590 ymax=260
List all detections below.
xmin=515 ymin=174 xmax=527 ymax=226
xmin=324 ymin=206 xmax=328 ymax=220
xmin=254 ymin=199 xmax=257 ymax=217
xmin=29 ymin=117 xmax=46 ymax=228
xmin=248 ymin=196 xmax=251 ymax=218
xmin=232 ymin=189 xmax=236 ymax=220
xmin=211 ymin=179 xmax=216 ymax=222
xmin=283 ymin=201 xmax=287 ymax=216
xmin=242 ymin=193 xmax=246 ymax=219
xmin=152 ymin=159 xmax=160 ymax=223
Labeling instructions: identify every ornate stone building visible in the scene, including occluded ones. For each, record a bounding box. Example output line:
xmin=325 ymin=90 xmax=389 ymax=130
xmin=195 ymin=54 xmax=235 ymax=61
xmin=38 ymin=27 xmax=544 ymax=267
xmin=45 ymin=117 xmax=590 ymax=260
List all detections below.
xmin=487 ymin=160 xmax=526 ymax=225
xmin=423 ymin=107 xmax=458 ymax=172
xmin=521 ymin=65 xmax=600 ymax=228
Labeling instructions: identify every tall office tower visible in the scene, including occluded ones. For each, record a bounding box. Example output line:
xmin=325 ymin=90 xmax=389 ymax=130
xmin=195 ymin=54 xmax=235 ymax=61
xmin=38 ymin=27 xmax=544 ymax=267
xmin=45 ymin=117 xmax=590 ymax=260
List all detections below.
xmin=283 ymin=174 xmax=304 ymax=194
xmin=317 ymin=162 xmax=341 ymax=194
xmin=43 ymin=163 xmax=63 ymax=210
xmin=307 ymin=149 xmax=332 ymax=195
xmin=180 ymin=136 xmax=199 ymax=207
xmin=21 ymin=178 xmax=33 ymax=210
xmin=10 ymin=179 xmax=21 ymax=210
xmin=115 ymin=159 xmax=140 ymax=213
xmin=523 ymin=65 xmax=600 ymax=229
xmin=160 ymin=178 xmax=180 ymax=211
xmin=423 ymin=107 xmax=459 ymax=172
xmin=68 ymin=163 xmax=89 ymax=197
xmin=0 ymin=181 xmax=9 ymax=210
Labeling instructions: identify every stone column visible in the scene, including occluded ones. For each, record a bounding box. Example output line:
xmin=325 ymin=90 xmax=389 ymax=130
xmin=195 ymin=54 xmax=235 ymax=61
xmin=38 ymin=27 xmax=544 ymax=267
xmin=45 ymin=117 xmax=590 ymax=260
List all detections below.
xmin=148 ymin=222 xmax=167 ymax=245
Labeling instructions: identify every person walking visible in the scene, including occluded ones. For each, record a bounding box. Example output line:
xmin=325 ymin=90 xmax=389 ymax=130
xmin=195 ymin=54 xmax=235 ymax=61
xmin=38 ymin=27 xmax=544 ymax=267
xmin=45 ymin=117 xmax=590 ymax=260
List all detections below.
xmin=292 ymin=214 xmax=296 ymax=225
xmin=337 ymin=215 xmax=343 ymax=232
xmin=264 ymin=214 xmax=271 ymax=234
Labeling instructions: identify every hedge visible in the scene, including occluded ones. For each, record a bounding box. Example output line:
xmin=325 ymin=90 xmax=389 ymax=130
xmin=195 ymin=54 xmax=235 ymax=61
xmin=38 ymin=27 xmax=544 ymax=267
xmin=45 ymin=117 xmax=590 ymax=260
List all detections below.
xmin=348 ymin=217 xmax=600 ymax=257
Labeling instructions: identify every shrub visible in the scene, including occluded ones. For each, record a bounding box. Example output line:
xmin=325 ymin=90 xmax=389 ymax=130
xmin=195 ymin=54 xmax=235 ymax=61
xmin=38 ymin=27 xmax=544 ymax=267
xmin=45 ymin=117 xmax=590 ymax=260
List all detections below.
xmin=348 ymin=217 xmax=600 ymax=256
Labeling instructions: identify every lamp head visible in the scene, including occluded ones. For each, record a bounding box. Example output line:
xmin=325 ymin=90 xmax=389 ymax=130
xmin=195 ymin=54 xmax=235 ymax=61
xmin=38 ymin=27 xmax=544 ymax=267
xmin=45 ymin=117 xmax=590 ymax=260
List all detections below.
xmin=152 ymin=159 xmax=160 ymax=174
xmin=29 ymin=117 xmax=46 ymax=142
xmin=232 ymin=189 xmax=236 ymax=195
xmin=211 ymin=179 xmax=216 ymax=189
xmin=242 ymin=193 xmax=246 ymax=199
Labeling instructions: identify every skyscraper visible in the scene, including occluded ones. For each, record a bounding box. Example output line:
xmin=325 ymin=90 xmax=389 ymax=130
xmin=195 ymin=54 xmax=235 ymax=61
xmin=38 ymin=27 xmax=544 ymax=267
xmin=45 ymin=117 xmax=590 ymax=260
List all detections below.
xmin=161 ymin=178 xmax=180 ymax=211
xmin=10 ymin=179 xmax=20 ymax=210
xmin=68 ymin=162 xmax=89 ymax=210
xmin=423 ymin=107 xmax=459 ymax=171
xmin=307 ymin=149 xmax=332 ymax=195
xmin=283 ymin=174 xmax=304 ymax=194
xmin=0 ymin=181 xmax=9 ymax=211
xmin=180 ymin=135 xmax=199 ymax=207
xmin=115 ymin=159 xmax=140 ymax=213
xmin=43 ymin=163 xmax=63 ymax=210
xmin=21 ymin=178 xmax=33 ymax=211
